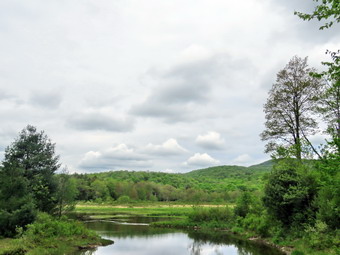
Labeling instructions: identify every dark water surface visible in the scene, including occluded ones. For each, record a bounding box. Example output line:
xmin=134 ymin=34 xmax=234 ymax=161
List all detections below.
xmin=76 ymin=216 xmax=284 ymax=255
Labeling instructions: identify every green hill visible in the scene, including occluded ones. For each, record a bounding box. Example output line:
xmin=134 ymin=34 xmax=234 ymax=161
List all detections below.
xmin=70 ymin=160 xmax=274 ymax=203
xmin=185 ymin=160 xmax=273 ymax=180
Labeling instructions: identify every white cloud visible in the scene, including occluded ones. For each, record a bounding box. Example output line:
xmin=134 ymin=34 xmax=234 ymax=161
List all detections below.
xmin=0 ymin=0 xmax=338 ymax=172
xmin=144 ymin=138 xmax=187 ymax=155
xmin=185 ymin=153 xmax=220 ymax=167
xmin=79 ymin=144 xmax=152 ymax=171
xmin=196 ymin=131 xmax=224 ymax=150
xmin=232 ymin=154 xmax=252 ymax=165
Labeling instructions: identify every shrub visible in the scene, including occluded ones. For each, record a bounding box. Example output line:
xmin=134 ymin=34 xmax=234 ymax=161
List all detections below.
xmin=23 ymin=212 xmax=97 ymax=243
xmin=117 ymin=195 xmax=131 ymax=204
xmin=234 ymin=192 xmax=252 ymax=218
xmin=242 ymin=213 xmax=270 ymax=237
xmin=303 ymin=220 xmax=336 ymax=249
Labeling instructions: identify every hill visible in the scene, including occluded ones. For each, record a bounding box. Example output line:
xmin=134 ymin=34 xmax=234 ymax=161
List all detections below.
xmin=185 ymin=160 xmax=273 ymax=179
xmin=70 ymin=160 xmax=274 ymax=203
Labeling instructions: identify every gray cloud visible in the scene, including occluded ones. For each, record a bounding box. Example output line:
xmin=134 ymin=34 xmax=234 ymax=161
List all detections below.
xmin=131 ymin=54 xmax=243 ymax=123
xmin=0 ymin=0 xmax=338 ymax=172
xmin=275 ymin=0 xmax=316 ymax=12
xmin=0 ymin=90 xmax=13 ymax=101
xmin=68 ymin=112 xmax=134 ymax=132
xmin=30 ymin=90 xmax=62 ymax=109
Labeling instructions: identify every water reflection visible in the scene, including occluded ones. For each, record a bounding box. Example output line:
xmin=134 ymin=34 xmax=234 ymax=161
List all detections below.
xmin=76 ymin=218 xmax=284 ymax=255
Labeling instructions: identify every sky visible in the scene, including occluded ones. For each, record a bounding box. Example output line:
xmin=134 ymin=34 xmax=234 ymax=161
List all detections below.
xmin=0 ymin=0 xmax=339 ymax=173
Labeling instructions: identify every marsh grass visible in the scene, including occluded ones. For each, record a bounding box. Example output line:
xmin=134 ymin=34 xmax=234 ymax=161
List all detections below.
xmin=0 ymin=213 xmax=111 ymax=255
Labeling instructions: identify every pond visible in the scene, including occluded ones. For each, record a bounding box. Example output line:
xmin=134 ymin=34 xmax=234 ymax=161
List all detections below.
xmin=76 ymin=216 xmax=284 ymax=255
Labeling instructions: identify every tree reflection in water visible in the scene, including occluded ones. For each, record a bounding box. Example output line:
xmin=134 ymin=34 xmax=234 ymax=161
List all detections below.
xmin=77 ymin=219 xmax=284 ymax=255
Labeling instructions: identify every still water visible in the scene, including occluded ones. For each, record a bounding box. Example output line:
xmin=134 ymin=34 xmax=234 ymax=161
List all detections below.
xmin=77 ymin=216 xmax=284 ymax=255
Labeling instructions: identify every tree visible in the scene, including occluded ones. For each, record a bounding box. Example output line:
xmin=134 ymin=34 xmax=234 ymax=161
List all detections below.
xmin=0 ymin=166 xmax=36 ymax=237
xmin=294 ymin=0 xmax=340 ymax=30
xmin=263 ymin=160 xmax=318 ymax=228
xmin=315 ymin=51 xmax=340 ymax=153
xmin=2 ymin=125 xmax=60 ymax=213
xmin=234 ymin=191 xmax=253 ymax=218
xmin=55 ymin=169 xmax=79 ymax=218
xmin=260 ymin=56 xmax=323 ymax=160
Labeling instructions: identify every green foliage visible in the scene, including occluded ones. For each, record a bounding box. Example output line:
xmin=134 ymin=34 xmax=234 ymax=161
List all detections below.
xmin=241 ymin=213 xmax=271 ymax=237
xmin=23 ymin=212 xmax=97 ymax=242
xmin=54 ymin=171 xmax=79 ymax=218
xmin=291 ymin=251 xmax=305 ymax=255
xmin=315 ymin=50 xmax=340 ymax=153
xmin=69 ymin=161 xmax=272 ymax=204
xmin=188 ymin=206 xmax=233 ymax=224
xmin=0 ymin=166 xmax=36 ymax=237
xmin=294 ymin=0 xmax=340 ymax=30
xmin=314 ymin=145 xmax=340 ymax=230
xmin=263 ymin=160 xmax=318 ymax=228
xmin=0 ymin=212 xmax=105 ymax=255
xmin=234 ymin=191 xmax=253 ymax=218
xmin=116 ymin=195 xmax=131 ymax=203
xmin=2 ymin=125 xmax=60 ymax=213
xmin=314 ymin=182 xmax=340 ymax=230
xmin=303 ymin=220 xmax=333 ymax=249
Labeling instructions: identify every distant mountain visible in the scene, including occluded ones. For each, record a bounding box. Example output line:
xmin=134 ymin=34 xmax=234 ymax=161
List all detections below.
xmin=185 ymin=160 xmax=273 ymax=180
xmin=75 ymin=160 xmax=274 ymax=189
xmin=248 ymin=159 xmax=274 ymax=172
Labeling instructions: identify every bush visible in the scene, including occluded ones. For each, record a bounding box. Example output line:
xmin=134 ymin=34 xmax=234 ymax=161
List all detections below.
xmin=23 ymin=212 xmax=97 ymax=243
xmin=241 ymin=213 xmax=270 ymax=237
xmin=234 ymin=192 xmax=252 ymax=218
xmin=303 ymin=220 xmax=336 ymax=249
xmin=263 ymin=161 xmax=318 ymax=229
xmin=0 ymin=167 xmax=37 ymax=237
xmin=117 ymin=195 xmax=131 ymax=204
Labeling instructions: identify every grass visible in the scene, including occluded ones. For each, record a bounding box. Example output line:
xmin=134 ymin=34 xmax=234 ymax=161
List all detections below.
xmin=0 ymin=213 xmax=113 ymax=255
xmin=74 ymin=203 xmax=223 ymax=217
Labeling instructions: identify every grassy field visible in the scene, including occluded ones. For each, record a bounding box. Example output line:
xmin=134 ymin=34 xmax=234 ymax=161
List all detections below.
xmin=74 ymin=203 xmax=228 ymax=217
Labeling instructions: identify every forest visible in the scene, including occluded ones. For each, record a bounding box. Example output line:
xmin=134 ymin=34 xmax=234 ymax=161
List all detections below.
xmin=69 ymin=161 xmax=272 ymax=204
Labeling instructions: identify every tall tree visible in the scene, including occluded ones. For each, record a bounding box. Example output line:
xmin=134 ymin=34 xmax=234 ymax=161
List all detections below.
xmin=2 ymin=125 xmax=60 ymax=213
xmin=294 ymin=0 xmax=340 ymax=30
xmin=260 ymin=56 xmax=323 ymax=160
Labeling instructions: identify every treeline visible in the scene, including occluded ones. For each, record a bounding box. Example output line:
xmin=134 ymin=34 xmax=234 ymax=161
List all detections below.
xmin=69 ymin=163 xmax=271 ymax=204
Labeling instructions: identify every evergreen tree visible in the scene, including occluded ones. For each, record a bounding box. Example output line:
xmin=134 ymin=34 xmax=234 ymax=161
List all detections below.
xmin=2 ymin=125 xmax=60 ymax=213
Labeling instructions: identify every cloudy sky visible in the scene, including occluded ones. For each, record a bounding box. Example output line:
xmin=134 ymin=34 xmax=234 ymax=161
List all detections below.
xmin=0 ymin=0 xmax=339 ymax=173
